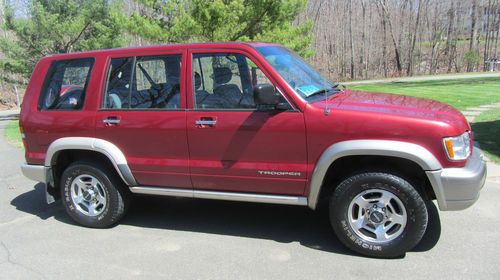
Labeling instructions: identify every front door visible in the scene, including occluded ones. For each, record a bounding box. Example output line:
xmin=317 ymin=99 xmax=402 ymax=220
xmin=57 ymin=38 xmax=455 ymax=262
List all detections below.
xmin=95 ymin=51 xmax=191 ymax=188
xmin=186 ymin=50 xmax=307 ymax=195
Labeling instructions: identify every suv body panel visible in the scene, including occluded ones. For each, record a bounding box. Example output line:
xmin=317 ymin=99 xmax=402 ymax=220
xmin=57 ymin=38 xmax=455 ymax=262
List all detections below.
xmin=94 ymin=49 xmax=191 ymax=188
xmin=185 ymin=47 xmax=307 ymax=195
xmin=19 ymin=42 xmax=486 ymax=212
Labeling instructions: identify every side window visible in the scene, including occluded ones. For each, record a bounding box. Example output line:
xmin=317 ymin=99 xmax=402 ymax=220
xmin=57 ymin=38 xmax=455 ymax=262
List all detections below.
xmin=39 ymin=58 xmax=94 ymax=110
xmin=103 ymin=54 xmax=182 ymax=109
xmin=104 ymin=57 xmax=134 ymax=109
xmin=135 ymin=59 xmax=166 ymax=91
xmin=193 ymin=53 xmax=286 ymax=110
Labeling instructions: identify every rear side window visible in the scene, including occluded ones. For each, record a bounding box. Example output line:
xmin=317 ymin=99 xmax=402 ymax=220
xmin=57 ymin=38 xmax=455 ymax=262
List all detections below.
xmin=39 ymin=58 xmax=94 ymax=110
xmin=103 ymin=54 xmax=182 ymax=110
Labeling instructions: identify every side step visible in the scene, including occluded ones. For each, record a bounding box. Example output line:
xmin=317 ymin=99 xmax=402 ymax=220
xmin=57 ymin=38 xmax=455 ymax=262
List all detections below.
xmin=129 ymin=186 xmax=308 ymax=206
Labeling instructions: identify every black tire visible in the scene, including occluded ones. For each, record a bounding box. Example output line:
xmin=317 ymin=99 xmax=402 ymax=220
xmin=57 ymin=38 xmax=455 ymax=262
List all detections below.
xmin=329 ymin=172 xmax=428 ymax=258
xmin=60 ymin=160 xmax=130 ymax=228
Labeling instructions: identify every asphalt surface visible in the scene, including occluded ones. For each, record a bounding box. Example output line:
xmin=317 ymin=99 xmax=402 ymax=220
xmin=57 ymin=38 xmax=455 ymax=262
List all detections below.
xmin=1 ymin=114 xmax=500 ymax=279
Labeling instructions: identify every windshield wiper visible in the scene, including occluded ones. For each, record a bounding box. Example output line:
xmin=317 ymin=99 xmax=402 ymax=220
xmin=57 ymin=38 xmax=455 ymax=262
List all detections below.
xmin=307 ymin=85 xmax=340 ymax=98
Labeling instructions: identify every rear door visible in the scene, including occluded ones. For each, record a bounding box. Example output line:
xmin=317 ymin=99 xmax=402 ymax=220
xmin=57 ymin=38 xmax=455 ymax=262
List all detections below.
xmin=186 ymin=49 xmax=308 ymax=195
xmin=94 ymin=49 xmax=191 ymax=188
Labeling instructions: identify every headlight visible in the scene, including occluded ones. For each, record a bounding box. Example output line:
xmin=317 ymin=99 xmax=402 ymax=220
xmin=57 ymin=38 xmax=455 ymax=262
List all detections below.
xmin=443 ymin=132 xmax=471 ymax=160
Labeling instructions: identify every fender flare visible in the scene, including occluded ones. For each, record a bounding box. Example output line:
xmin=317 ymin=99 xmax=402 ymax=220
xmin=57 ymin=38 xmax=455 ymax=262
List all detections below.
xmin=307 ymin=140 xmax=443 ymax=209
xmin=45 ymin=137 xmax=137 ymax=186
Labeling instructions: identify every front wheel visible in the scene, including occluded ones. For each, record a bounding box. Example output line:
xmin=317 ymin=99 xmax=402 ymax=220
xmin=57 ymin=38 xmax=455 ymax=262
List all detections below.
xmin=329 ymin=172 xmax=428 ymax=258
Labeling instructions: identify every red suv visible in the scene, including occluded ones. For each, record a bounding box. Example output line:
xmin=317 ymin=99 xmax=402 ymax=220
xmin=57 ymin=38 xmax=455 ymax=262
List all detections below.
xmin=20 ymin=42 xmax=486 ymax=257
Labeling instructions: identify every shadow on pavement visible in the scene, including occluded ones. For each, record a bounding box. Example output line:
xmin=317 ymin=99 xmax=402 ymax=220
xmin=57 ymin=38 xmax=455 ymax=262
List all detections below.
xmin=472 ymin=120 xmax=500 ymax=160
xmin=11 ymin=184 xmax=441 ymax=257
xmin=412 ymin=201 xmax=441 ymax=252
xmin=10 ymin=183 xmax=68 ymax=222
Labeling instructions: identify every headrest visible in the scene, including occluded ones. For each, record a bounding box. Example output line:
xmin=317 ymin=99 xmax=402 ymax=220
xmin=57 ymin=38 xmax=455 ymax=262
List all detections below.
xmin=213 ymin=67 xmax=232 ymax=84
xmin=194 ymin=72 xmax=201 ymax=90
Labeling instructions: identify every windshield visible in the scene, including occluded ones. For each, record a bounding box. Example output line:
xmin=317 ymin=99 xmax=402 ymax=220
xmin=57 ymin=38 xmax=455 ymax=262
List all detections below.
xmin=256 ymin=46 xmax=335 ymax=99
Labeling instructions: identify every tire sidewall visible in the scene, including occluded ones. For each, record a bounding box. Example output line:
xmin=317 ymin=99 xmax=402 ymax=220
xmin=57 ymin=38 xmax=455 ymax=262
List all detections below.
xmin=61 ymin=163 xmax=119 ymax=228
xmin=330 ymin=173 xmax=428 ymax=258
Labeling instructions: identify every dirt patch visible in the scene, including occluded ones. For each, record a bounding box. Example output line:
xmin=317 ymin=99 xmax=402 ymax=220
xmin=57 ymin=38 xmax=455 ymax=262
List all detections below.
xmin=0 ymin=86 xmax=24 ymax=109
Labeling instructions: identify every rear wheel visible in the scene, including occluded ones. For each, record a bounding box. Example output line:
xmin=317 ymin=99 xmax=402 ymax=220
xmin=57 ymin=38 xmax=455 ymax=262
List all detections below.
xmin=329 ymin=172 xmax=428 ymax=258
xmin=60 ymin=160 xmax=129 ymax=228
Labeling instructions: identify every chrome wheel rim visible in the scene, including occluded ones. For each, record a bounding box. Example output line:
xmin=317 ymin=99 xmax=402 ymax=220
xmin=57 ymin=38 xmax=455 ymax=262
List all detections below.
xmin=347 ymin=189 xmax=407 ymax=243
xmin=70 ymin=174 xmax=107 ymax=217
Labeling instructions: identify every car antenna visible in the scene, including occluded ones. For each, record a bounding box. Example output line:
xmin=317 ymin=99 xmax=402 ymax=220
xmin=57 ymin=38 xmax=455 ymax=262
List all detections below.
xmin=325 ymin=85 xmax=331 ymax=116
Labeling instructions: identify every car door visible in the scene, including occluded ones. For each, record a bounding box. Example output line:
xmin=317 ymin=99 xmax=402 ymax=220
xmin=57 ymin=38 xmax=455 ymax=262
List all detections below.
xmin=94 ymin=50 xmax=191 ymax=189
xmin=186 ymin=49 xmax=307 ymax=196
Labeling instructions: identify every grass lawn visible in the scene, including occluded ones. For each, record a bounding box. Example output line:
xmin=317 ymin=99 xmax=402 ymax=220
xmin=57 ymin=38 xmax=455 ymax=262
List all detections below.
xmin=472 ymin=109 xmax=500 ymax=163
xmin=4 ymin=120 xmax=23 ymax=149
xmin=348 ymin=77 xmax=500 ymax=110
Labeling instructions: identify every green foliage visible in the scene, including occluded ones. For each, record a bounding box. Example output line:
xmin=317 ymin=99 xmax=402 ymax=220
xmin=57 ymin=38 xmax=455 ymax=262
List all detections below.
xmin=0 ymin=0 xmax=127 ymax=79
xmin=129 ymin=0 xmax=314 ymax=58
xmin=4 ymin=120 xmax=22 ymax=149
xmin=464 ymin=50 xmax=481 ymax=66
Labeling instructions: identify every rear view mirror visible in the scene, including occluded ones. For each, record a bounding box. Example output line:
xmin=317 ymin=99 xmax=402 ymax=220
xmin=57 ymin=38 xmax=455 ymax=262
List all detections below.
xmin=253 ymin=84 xmax=279 ymax=106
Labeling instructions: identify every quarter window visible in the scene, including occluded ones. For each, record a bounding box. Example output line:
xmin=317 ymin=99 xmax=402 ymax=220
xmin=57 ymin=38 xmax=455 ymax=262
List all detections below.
xmin=39 ymin=58 xmax=94 ymax=110
xmin=103 ymin=54 xmax=182 ymax=109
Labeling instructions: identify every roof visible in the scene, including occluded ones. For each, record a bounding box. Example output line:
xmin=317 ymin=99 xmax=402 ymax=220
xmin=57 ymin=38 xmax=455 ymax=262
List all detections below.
xmin=43 ymin=42 xmax=280 ymax=59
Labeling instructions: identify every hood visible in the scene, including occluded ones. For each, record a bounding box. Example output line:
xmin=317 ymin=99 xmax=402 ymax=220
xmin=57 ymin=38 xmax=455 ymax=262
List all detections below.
xmin=311 ymin=90 xmax=468 ymax=127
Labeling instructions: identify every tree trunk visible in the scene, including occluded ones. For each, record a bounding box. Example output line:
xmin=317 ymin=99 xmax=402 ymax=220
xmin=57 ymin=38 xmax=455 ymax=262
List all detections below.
xmin=493 ymin=2 xmax=500 ymax=62
xmin=381 ymin=10 xmax=388 ymax=77
xmin=483 ymin=0 xmax=493 ymax=71
xmin=377 ymin=0 xmax=402 ymax=75
xmin=407 ymin=0 xmax=423 ymax=76
xmin=360 ymin=0 xmax=367 ymax=79
xmin=467 ymin=0 xmax=478 ymax=72
xmin=446 ymin=1 xmax=456 ymax=73
xmin=348 ymin=0 xmax=355 ymax=80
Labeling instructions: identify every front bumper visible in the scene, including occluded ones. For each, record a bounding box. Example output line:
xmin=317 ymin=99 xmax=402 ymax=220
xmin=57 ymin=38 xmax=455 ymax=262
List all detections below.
xmin=426 ymin=147 xmax=487 ymax=211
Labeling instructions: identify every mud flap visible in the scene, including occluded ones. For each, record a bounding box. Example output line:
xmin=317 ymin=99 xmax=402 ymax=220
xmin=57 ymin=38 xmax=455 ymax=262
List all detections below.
xmin=45 ymin=183 xmax=56 ymax=204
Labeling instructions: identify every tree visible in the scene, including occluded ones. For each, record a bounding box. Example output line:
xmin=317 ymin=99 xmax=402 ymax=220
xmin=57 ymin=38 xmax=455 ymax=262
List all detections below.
xmin=0 ymin=0 xmax=127 ymax=79
xmin=376 ymin=0 xmax=402 ymax=75
xmin=466 ymin=0 xmax=479 ymax=72
xmin=407 ymin=0 xmax=424 ymax=76
xmin=128 ymin=0 xmax=313 ymax=58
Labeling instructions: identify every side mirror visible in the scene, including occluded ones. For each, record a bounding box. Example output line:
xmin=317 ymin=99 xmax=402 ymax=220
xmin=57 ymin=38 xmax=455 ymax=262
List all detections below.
xmin=253 ymin=83 xmax=279 ymax=106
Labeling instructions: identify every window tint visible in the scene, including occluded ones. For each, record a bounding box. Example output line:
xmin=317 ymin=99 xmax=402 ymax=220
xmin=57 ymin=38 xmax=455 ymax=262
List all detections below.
xmin=103 ymin=54 xmax=182 ymax=109
xmin=192 ymin=53 xmax=286 ymax=110
xmin=39 ymin=58 xmax=94 ymax=110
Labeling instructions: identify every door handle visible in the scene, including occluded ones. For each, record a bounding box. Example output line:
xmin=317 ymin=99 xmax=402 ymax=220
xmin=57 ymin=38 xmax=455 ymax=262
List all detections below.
xmin=195 ymin=117 xmax=216 ymax=128
xmin=103 ymin=117 xmax=120 ymax=125
xmin=195 ymin=120 xmax=217 ymax=125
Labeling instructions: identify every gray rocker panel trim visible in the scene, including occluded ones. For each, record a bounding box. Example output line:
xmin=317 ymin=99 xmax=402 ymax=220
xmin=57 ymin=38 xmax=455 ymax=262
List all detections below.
xmin=307 ymin=140 xmax=442 ymax=209
xmin=45 ymin=137 xmax=137 ymax=186
xmin=130 ymin=186 xmax=308 ymax=206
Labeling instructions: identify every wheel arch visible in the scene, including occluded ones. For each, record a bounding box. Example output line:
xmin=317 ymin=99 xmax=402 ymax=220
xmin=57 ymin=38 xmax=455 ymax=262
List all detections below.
xmin=308 ymin=140 xmax=442 ymax=209
xmin=46 ymin=137 xmax=137 ymax=187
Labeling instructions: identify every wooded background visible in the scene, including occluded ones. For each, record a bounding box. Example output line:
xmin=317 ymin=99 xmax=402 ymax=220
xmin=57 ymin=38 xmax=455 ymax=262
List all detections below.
xmin=302 ymin=0 xmax=500 ymax=81
xmin=0 ymin=0 xmax=499 ymax=107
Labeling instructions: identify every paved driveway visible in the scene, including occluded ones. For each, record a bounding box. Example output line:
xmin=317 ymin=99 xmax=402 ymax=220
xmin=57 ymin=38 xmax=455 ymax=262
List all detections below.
xmin=1 ymin=116 xmax=499 ymax=279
